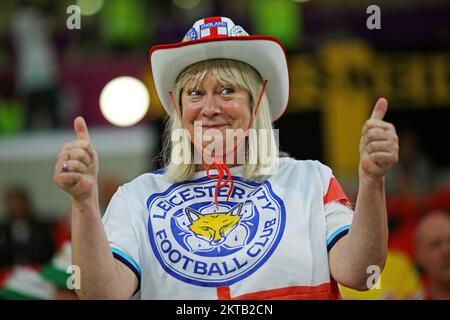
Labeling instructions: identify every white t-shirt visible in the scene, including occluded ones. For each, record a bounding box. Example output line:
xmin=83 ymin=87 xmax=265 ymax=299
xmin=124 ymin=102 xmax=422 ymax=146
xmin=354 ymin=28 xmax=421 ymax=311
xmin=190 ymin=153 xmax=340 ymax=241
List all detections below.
xmin=102 ymin=157 xmax=354 ymax=300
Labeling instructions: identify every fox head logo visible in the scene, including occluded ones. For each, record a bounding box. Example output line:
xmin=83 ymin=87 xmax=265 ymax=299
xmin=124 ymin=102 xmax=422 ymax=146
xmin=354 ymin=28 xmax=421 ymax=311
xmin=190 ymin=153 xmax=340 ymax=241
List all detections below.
xmin=185 ymin=203 xmax=244 ymax=246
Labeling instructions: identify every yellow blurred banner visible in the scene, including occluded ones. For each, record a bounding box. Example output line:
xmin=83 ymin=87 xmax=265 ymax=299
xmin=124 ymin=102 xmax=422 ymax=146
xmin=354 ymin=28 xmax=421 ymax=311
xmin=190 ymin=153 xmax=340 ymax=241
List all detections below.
xmin=289 ymin=41 xmax=450 ymax=110
xmin=288 ymin=40 xmax=449 ymax=178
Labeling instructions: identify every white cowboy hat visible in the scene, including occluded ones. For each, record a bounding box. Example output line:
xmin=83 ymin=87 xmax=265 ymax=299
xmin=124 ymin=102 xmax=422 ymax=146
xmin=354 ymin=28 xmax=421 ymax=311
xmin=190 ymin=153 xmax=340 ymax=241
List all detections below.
xmin=149 ymin=16 xmax=289 ymax=121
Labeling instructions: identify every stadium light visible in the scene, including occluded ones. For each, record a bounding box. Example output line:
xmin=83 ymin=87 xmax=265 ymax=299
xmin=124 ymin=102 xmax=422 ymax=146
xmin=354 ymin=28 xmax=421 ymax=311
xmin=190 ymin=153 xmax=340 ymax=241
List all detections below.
xmin=99 ymin=76 xmax=150 ymax=127
xmin=76 ymin=0 xmax=104 ymax=16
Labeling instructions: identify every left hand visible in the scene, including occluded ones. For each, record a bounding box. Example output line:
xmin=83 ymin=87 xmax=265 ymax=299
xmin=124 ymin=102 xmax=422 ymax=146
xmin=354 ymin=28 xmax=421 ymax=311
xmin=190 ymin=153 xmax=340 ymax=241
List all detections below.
xmin=359 ymin=98 xmax=399 ymax=180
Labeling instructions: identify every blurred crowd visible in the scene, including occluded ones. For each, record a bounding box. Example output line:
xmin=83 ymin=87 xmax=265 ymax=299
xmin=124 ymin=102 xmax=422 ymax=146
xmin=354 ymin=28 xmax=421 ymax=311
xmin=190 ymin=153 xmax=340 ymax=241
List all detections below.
xmin=1 ymin=126 xmax=448 ymax=300
xmin=0 ymin=175 xmax=122 ymax=299
xmin=340 ymin=129 xmax=450 ymax=299
xmin=0 ymin=184 xmax=73 ymax=299
xmin=0 ymin=0 xmax=449 ymax=300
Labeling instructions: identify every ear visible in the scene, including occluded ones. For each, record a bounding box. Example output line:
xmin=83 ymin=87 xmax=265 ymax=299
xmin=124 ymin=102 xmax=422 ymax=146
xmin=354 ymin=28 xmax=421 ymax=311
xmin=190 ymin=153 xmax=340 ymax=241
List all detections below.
xmin=229 ymin=203 xmax=243 ymax=216
xmin=185 ymin=207 xmax=202 ymax=223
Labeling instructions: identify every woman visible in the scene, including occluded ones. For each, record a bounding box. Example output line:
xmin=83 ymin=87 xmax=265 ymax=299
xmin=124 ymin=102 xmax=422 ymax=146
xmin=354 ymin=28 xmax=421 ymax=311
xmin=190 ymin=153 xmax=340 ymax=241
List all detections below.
xmin=53 ymin=17 xmax=398 ymax=299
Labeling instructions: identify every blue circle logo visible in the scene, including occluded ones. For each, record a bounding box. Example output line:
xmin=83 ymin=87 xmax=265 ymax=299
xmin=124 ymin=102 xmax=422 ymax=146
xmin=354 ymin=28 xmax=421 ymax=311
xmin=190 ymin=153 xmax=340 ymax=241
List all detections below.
xmin=147 ymin=176 xmax=285 ymax=287
xmin=182 ymin=27 xmax=198 ymax=42
xmin=230 ymin=25 xmax=249 ymax=37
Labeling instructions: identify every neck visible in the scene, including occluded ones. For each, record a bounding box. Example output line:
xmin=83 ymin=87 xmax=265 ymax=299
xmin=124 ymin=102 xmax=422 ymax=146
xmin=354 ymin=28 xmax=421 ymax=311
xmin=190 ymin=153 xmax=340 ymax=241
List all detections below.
xmin=196 ymin=162 xmax=239 ymax=172
xmin=193 ymin=147 xmax=246 ymax=172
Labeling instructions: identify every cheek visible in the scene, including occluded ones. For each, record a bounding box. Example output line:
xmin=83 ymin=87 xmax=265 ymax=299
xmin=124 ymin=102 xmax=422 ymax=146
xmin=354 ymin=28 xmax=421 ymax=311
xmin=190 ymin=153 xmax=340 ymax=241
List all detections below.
xmin=180 ymin=103 xmax=197 ymax=141
xmin=181 ymin=101 xmax=197 ymax=121
xmin=429 ymin=251 xmax=443 ymax=265
xmin=224 ymin=101 xmax=252 ymax=125
xmin=181 ymin=102 xmax=203 ymax=130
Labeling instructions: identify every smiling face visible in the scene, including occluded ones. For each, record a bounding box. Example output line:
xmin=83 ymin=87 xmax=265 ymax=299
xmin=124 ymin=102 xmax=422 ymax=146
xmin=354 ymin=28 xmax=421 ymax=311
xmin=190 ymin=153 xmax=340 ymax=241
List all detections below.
xmin=180 ymin=72 xmax=252 ymax=158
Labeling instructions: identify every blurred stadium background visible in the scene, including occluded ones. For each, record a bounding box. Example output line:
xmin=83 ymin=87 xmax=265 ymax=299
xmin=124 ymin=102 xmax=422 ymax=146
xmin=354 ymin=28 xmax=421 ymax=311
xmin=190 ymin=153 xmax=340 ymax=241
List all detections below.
xmin=0 ymin=0 xmax=449 ymax=300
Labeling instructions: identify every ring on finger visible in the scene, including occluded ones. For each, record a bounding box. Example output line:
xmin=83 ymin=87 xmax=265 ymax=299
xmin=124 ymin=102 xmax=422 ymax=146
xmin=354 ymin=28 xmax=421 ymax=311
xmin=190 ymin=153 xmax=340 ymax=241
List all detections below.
xmin=62 ymin=161 xmax=69 ymax=172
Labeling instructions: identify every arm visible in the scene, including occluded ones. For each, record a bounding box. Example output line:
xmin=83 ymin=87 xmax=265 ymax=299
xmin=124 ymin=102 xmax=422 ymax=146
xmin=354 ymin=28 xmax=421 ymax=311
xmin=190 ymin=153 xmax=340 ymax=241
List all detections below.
xmin=54 ymin=117 xmax=137 ymax=299
xmin=329 ymin=98 xmax=398 ymax=291
xmin=71 ymin=196 xmax=138 ymax=299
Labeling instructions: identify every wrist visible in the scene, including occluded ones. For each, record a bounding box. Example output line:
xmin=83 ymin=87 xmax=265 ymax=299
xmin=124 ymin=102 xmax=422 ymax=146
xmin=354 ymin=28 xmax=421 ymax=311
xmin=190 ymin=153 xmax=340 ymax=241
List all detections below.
xmin=72 ymin=189 xmax=99 ymax=209
xmin=358 ymin=170 xmax=385 ymax=188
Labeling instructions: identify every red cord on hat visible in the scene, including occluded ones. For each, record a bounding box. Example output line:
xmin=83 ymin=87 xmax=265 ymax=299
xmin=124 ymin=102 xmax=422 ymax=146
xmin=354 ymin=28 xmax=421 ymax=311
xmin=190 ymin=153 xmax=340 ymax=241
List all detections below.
xmin=206 ymin=160 xmax=234 ymax=205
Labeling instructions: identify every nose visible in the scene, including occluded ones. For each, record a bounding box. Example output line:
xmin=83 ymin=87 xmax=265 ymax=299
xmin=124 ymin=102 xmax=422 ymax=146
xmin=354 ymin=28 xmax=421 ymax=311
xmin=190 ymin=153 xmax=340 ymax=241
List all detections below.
xmin=201 ymin=94 xmax=221 ymax=117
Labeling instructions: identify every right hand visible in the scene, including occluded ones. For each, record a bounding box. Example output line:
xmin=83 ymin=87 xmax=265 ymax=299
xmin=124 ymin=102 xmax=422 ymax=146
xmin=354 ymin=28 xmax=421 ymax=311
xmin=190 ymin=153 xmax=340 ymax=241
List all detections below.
xmin=54 ymin=116 xmax=99 ymax=202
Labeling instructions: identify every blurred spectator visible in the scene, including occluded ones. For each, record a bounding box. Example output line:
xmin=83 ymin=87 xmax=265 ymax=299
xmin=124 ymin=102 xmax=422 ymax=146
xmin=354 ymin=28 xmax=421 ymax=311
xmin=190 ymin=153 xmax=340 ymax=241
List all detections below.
xmin=386 ymin=130 xmax=434 ymax=197
xmin=415 ymin=211 xmax=450 ymax=300
xmin=41 ymin=242 xmax=78 ymax=300
xmin=0 ymin=265 xmax=55 ymax=300
xmin=0 ymin=185 xmax=55 ymax=266
xmin=0 ymin=245 xmax=78 ymax=299
xmin=10 ymin=2 xmax=61 ymax=131
xmin=51 ymin=209 xmax=71 ymax=252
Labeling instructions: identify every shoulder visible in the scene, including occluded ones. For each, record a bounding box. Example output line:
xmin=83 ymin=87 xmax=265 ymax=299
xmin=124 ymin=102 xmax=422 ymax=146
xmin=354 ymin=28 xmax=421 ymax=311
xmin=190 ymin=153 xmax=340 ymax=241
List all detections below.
xmin=116 ymin=168 xmax=170 ymax=198
xmin=104 ymin=169 xmax=171 ymax=217
xmin=274 ymin=157 xmax=333 ymax=191
xmin=278 ymin=157 xmax=332 ymax=176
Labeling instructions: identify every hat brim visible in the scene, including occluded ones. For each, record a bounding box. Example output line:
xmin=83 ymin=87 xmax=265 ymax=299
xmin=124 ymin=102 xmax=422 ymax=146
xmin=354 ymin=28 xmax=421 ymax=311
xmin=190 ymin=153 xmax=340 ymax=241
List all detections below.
xmin=149 ymin=36 xmax=289 ymax=121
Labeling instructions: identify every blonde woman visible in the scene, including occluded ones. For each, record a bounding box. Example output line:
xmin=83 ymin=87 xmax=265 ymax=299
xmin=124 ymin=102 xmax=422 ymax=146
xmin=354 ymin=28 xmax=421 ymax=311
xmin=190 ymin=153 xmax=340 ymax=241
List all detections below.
xmin=53 ymin=17 xmax=399 ymax=300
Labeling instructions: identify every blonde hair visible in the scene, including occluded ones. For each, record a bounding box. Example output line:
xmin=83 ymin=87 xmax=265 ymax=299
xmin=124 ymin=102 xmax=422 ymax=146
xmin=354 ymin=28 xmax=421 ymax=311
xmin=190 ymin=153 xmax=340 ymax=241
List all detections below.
xmin=162 ymin=59 xmax=279 ymax=182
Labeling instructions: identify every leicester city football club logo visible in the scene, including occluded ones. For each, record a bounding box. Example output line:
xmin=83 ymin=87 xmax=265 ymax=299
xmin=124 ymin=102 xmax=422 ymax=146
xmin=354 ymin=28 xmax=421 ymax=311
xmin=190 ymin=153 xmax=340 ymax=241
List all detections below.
xmin=147 ymin=176 xmax=286 ymax=287
xmin=230 ymin=25 xmax=249 ymax=36
xmin=182 ymin=27 xmax=198 ymax=42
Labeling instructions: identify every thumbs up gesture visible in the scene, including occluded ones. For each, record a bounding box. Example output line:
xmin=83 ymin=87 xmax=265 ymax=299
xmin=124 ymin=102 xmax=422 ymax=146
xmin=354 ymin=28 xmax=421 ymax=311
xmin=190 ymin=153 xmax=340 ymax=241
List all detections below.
xmin=53 ymin=117 xmax=99 ymax=202
xmin=359 ymin=98 xmax=399 ymax=180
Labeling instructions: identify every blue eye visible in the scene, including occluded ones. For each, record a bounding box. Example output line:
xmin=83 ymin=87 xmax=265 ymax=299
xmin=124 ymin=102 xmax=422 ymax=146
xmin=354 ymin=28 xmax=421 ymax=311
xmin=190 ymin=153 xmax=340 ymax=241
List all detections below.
xmin=221 ymin=88 xmax=235 ymax=95
xmin=188 ymin=90 xmax=201 ymax=96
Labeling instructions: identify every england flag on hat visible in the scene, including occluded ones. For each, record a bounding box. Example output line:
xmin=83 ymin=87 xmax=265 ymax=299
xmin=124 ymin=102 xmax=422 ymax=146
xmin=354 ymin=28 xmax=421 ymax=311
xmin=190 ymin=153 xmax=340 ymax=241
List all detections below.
xmin=198 ymin=17 xmax=230 ymax=38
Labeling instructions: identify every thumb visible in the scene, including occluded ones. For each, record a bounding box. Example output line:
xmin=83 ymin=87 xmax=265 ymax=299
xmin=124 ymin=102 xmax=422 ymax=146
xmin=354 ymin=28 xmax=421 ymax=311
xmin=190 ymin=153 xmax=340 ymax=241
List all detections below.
xmin=74 ymin=116 xmax=91 ymax=141
xmin=370 ymin=97 xmax=388 ymax=120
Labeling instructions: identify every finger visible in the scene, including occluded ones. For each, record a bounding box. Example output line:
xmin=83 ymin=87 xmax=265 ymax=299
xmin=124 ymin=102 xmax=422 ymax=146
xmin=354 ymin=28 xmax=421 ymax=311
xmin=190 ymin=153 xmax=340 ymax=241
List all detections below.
xmin=365 ymin=128 xmax=391 ymax=143
xmin=58 ymin=148 xmax=92 ymax=167
xmin=57 ymin=172 xmax=83 ymax=187
xmin=61 ymin=139 xmax=95 ymax=160
xmin=370 ymin=98 xmax=388 ymax=120
xmin=74 ymin=116 xmax=91 ymax=142
xmin=362 ymin=119 xmax=395 ymax=135
xmin=369 ymin=152 xmax=398 ymax=166
xmin=71 ymin=149 xmax=92 ymax=166
xmin=63 ymin=159 xmax=88 ymax=174
xmin=366 ymin=141 xmax=397 ymax=154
